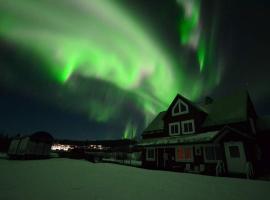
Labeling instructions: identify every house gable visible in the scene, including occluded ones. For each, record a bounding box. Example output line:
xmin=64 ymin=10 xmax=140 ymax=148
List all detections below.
xmin=164 ymin=94 xmax=207 ymax=137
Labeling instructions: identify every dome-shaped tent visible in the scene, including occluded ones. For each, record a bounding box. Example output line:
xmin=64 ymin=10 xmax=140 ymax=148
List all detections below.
xmin=8 ymin=132 xmax=54 ymax=159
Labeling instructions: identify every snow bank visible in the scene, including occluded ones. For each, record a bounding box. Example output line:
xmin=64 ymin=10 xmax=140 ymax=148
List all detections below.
xmin=0 ymin=158 xmax=269 ymax=200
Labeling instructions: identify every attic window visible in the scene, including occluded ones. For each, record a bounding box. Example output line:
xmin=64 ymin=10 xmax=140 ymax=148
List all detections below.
xmin=172 ymin=99 xmax=189 ymax=116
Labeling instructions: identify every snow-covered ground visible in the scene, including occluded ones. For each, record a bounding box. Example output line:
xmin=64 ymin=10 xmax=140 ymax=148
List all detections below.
xmin=102 ymin=158 xmax=142 ymax=167
xmin=0 ymin=156 xmax=270 ymax=200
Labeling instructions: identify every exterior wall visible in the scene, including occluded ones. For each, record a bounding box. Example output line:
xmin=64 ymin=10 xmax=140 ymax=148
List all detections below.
xmin=163 ymin=96 xmax=207 ymax=137
xmin=17 ymin=137 xmax=29 ymax=155
xmin=141 ymin=134 xmax=256 ymax=176
xmin=142 ymin=149 xmax=156 ymax=168
xmin=8 ymin=138 xmax=52 ymax=159
xmin=257 ymin=131 xmax=270 ymax=174
xmin=26 ymin=140 xmax=35 ymax=155
xmin=8 ymin=139 xmax=20 ymax=155
xmin=141 ymin=143 xmax=226 ymax=175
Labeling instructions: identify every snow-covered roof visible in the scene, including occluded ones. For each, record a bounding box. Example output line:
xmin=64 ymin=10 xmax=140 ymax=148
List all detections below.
xmin=201 ymin=91 xmax=249 ymax=127
xmin=143 ymin=111 xmax=166 ymax=134
xmin=138 ymin=131 xmax=219 ymax=146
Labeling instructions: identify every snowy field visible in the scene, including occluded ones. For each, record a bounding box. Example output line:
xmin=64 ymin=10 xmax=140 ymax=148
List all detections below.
xmin=0 ymin=156 xmax=270 ymax=200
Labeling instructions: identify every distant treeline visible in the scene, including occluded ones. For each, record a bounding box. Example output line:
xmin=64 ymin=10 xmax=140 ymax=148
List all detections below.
xmin=0 ymin=134 xmax=140 ymax=153
xmin=0 ymin=133 xmax=12 ymax=152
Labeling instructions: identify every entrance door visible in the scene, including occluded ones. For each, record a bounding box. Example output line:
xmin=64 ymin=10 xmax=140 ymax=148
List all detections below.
xmin=165 ymin=148 xmax=175 ymax=169
xmin=157 ymin=148 xmax=165 ymax=169
xmin=224 ymin=142 xmax=247 ymax=174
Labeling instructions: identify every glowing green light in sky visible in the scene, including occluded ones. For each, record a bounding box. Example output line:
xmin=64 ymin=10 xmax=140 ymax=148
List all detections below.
xmin=123 ymin=122 xmax=137 ymax=139
xmin=0 ymin=0 xmax=184 ymax=131
xmin=198 ymin=37 xmax=206 ymax=72
xmin=178 ymin=0 xmax=200 ymax=45
xmin=0 ymin=0 xmax=220 ymax=138
xmin=177 ymin=0 xmax=220 ymax=77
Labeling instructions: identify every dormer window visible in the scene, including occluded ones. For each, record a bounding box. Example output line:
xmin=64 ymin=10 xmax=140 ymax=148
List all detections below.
xmin=181 ymin=119 xmax=195 ymax=134
xmin=172 ymin=99 xmax=189 ymax=116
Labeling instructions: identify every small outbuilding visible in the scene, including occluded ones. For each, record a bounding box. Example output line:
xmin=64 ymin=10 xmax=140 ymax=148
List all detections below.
xmin=8 ymin=131 xmax=53 ymax=159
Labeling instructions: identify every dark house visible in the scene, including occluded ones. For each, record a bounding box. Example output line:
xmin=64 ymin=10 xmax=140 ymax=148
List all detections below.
xmin=139 ymin=91 xmax=270 ymax=177
xmin=8 ymin=131 xmax=54 ymax=159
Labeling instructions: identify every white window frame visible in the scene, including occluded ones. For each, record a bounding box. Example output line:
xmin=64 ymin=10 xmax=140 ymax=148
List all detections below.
xmin=181 ymin=119 xmax=195 ymax=134
xmin=169 ymin=122 xmax=181 ymax=136
xmin=175 ymin=145 xmax=194 ymax=162
xmin=203 ymin=144 xmax=222 ymax=163
xmin=172 ymin=99 xmax=189 ymax=116
xmin=146 ymin=148 xmax=155 ymax=161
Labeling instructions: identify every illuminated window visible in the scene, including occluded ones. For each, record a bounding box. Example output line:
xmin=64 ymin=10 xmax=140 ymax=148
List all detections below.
xmin=169 ymin=122 xmax=180 ymax=135
xmin=172 ymin=99 xmax=189 ymax=116
xmin=177 ymin=146 xmax=184 ymax=160
xmin=175 ymin=145 xmax=193 ymax=162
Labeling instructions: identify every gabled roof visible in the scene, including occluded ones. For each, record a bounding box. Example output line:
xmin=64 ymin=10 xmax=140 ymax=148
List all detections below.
xmin=257 ymin=115 xmax=270 ymax=132
xmin=143 ymin=111 xmax=166 ymax=134
xmin=164 ymin=93 xmax=206 ymax=119
xmin=142 ymin=90 xmax=252 ymax=135
xmin=201 ymin=91 xmax=249 ymax=127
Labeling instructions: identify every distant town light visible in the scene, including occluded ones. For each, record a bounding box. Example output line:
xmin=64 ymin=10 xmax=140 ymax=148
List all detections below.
xmin=51 ymin=144 xmax=73 ymax=151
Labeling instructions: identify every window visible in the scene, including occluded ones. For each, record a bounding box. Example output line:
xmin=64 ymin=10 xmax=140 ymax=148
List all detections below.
xmin=204 ymin=145 xmax=222 ymax=162
xmin=146 ymin=148 xmax=155 ymax=161
xmin=175 ymin=145 xmax=193 ymax=162
xmin=229 ymin=146 xmax=240 ymax=158
xmin=181 ymin=120 xmax=195 ymax=134
xmin=172 ymin=99 xmax=189 ymax=116
xmin=169 ymin=122 xmax=180 ymax=135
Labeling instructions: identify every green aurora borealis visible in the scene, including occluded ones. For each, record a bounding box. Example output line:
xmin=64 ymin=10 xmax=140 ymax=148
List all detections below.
xmin=0 ymin=0 xmax=222 ymax=139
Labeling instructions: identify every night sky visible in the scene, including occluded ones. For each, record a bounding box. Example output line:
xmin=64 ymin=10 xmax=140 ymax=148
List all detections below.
xmin=0 ymin=0 xmax=269 ymax=140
